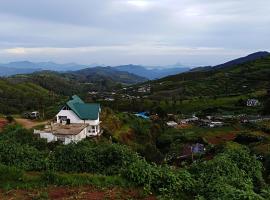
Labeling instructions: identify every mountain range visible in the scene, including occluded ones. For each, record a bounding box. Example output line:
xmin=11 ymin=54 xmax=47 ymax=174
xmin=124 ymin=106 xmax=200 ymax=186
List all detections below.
xmin=0 ymin=61 xmax=190 ymax=80
xmin=0 ymin=51 xmax=269 ymax=89
xmin=115 ymin=65 xmax=190 ymax=79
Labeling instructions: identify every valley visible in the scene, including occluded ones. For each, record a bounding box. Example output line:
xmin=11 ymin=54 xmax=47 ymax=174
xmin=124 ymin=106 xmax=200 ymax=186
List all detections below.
xmin=0 ymin=52 xmax=270 ymax=199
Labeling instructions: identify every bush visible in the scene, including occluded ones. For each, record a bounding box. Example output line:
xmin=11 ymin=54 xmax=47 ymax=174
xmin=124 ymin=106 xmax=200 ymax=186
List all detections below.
xmin=0 ymin=125 xmax=49 ymax=151
xmin=50 ymin=140 xmax=139 ymax=174
xmin=122 ymin=158 xmax=195 ymax=198
xmin=0 ymin=141 xmax=48 ymax=171
xmin=189 ymin=143 xmax=264 ymax=199
xmin=41 ymin=171 xmax=130 ymax=188
xmin=0 ymin=164 xmax=24 ymax=182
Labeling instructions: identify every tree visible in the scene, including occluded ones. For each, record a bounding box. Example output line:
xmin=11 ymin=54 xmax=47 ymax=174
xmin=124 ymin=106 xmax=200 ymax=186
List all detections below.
xmin=155 ymin=106 xmax=166 ymax=118
xmin=263 ymin=98 xmax=270 ymax=114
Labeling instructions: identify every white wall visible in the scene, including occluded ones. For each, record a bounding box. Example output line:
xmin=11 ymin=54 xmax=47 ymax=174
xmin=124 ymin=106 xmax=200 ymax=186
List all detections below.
xmin=34 ymin=130 xmax=57 ymax=143
xmin=56 ymin=110 xmax=81 ymax=123
xmin=34 ymin=127 xmax=89 ymax=145
xmin=56 ymin=109 xmax=100 ymax=125
xmin=64 ymin=127 xmax=87 ymax=144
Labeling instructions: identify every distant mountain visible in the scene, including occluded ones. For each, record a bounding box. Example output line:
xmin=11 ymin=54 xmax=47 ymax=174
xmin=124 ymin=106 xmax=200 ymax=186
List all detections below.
xmin=191 ymin=51 xmax=270 ymax=72
xmin=115 ymin=65 xmax=190 ymax=80
xmin=0 ymin=61 xmax=88 ymax=72
xmin=69 ymin=66 xmax=147 ymax=84
xmin=0 ymin=66 xmax=42 ymax=76
xmin=0 ymin=61 xmax=189 ymax=79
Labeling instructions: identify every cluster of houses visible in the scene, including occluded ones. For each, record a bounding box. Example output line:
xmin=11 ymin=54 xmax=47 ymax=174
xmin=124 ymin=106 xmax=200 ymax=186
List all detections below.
xmin=88 ymin=91 xmax=116 ymax=102
xmin=137 ymin=85 xmax=151 ymax=93
xmin=166 ymin=115 xmax=225 ymax=128
xmin=34 ymin=95 xmax=101 ymax=145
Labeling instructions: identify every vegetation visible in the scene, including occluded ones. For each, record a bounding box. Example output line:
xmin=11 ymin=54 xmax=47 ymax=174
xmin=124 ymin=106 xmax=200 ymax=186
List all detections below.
xmin=0 ymin=78 xmax=64 ymax=118
xmin=0 ymin=54 xmax=270 ymax=199
xmin=1 ymin=125 xmax=270 ymax=199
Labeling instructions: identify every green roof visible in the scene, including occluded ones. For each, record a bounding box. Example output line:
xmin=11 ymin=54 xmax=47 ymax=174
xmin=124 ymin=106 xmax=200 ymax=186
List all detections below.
xmin=66 ymin=95 xmax=100 ymax=120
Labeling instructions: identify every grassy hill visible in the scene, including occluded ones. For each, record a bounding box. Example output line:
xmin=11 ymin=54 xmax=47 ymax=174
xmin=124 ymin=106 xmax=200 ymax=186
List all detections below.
xmin=149 ymin=55 xmax=270 ymax=99
xmin=0 ymin=67 xmax=147 ymax=115
xmin=112 ymin=55 xmax=270 ymax=115
xmin=0 ymin=78 xmax=64 ymax=116
xmin=69 ymin=66 xmax=147 ymax=85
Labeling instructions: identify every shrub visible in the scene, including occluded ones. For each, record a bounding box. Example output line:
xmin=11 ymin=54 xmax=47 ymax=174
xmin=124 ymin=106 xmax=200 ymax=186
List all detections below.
xmin=122 ymin=158 xmax=195 ymax=198
xmin=0 ymin=164 xmax=24 ymax=182
xmin=0 ymin=141 xmax=48 ymax=171
xmin=0 ymin=125 xmax=49 ymax=151
xmin=50 ymin=140 xmax=139 ymax=174
xmin=189 ymin=143 xmax=265 ymax=199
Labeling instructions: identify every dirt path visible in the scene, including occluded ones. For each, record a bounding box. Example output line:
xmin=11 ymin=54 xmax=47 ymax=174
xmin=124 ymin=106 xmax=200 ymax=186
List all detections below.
xmin=15 ymin=118 xmax=48 ymax=129
xmin=0 ymin=119 xmax=8 ymax=131
xmin=0 ymin=187 xmax=157 ymax=200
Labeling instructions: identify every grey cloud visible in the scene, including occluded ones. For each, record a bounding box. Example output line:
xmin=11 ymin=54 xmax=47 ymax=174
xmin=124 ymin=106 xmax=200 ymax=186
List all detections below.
xmin=0 ymin=0 xmax=269 ymax=66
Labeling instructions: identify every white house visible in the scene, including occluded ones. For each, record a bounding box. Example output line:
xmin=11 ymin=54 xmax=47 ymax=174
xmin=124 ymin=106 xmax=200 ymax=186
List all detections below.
xmin=247 ymin=99 xmax=260 ymax=107
xmin=34 ymin=95 xmax=101 ymax=144
xmin=166 ymin=121 xmax=178 ymax=127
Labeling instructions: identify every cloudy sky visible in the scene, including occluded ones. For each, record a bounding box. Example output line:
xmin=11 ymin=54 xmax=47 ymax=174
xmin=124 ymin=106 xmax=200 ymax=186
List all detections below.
xmin=0 ymin=0 xmax=269 ymax=67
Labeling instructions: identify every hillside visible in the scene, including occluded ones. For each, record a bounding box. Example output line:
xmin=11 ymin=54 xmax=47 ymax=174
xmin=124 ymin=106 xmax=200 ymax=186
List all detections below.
xmin=69 ymin=66 xmax=147 ymax=84
xmin=146 ymin=54 xmax=270 ymax=99
xmin=0 ymin=67 xmax=146 ymax=115
xmin=8 ymin=71 xmax=85 ymax=96
xmin=191 ymin=51 xmax=270 ymax=72
xmin=0 ymin=78 xmax=63 ymax=116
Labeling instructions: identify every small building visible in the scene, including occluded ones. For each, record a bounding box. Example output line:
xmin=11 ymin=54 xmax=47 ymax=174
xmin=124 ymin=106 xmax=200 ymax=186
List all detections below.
xmin=137 ymin=85 xmax=151 ymax=93
xmin=179 ymin=143 xmax=205 ymax=159
xmin=104 ymin=97 xmax=115 ymax=101
xmin=208 ymin=121 xmax=224 ymax=128
xmin=166 ymin=121 xmax=178 ymax=127
xmin=247 ymin=99 xmax=260 ymax=107
xmin=34 ymin=95 xmax=101 ymax=144
xmin=180 ymin=116 xmax=199 ymax=124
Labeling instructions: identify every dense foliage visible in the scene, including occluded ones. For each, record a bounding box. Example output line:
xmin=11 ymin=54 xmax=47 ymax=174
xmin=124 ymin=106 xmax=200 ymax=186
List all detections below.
xmin=1 ymin=126 xmax=270 ymax=199
xmin=0 ymin=78 xmax=64 ymax=117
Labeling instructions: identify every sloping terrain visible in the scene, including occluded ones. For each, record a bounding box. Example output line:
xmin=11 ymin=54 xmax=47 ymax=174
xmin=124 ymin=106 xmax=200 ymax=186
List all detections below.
xmin=147 ymin=55 xmax=270 ymax=99
xmin=0 ymin=78 xmax=62 ymax=116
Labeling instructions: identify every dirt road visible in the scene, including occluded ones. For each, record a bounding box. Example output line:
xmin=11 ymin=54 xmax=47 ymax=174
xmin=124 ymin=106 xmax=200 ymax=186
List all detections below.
xmin=15 ymin=118 xmax=48 ymax=129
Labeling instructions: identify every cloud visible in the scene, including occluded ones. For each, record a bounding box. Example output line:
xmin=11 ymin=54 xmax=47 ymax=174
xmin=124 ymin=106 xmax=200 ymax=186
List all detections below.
xmin=0 ymin=0 xmax=269 ymax=66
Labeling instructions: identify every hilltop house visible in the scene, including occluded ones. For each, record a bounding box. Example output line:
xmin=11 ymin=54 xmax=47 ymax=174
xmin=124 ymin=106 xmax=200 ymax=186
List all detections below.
xmin=34 ymin=95 xmax=101 ymax=144
xmin=247 ymin=99 xmax=260 ymax=107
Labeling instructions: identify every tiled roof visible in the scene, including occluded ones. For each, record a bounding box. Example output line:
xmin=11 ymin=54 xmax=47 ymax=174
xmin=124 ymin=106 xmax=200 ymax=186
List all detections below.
xmin=67 ymin=95 xmax=100 ymax=120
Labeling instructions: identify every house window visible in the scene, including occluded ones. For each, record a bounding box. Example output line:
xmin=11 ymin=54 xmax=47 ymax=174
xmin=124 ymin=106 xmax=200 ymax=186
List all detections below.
xmin=59 ymin=116 xmax=67 ymax=121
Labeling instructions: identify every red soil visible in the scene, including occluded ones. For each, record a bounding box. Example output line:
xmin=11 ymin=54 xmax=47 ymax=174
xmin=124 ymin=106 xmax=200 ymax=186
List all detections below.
xmin=0 ymin=187 xmax=156 ymax=200
xmin=205 ymin=132 xmax=237 ymax=145
xmin=0 ymin=119 xmax=8 ymax=131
